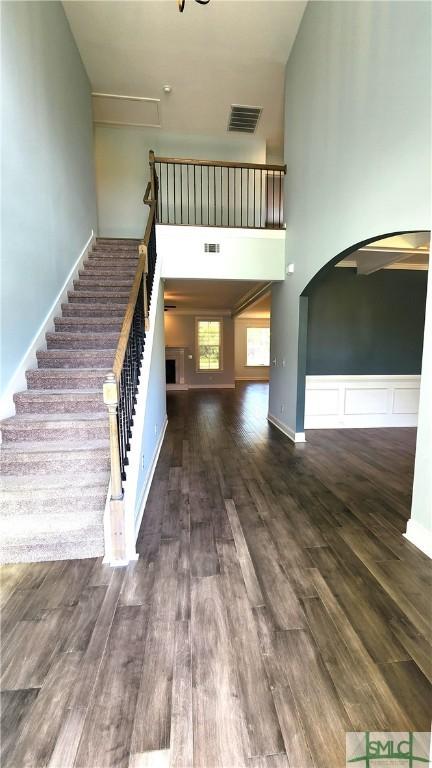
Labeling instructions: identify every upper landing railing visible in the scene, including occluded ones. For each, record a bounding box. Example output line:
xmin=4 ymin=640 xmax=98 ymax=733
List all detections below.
xmin=153 ymin=154 xmax=286 ymax=230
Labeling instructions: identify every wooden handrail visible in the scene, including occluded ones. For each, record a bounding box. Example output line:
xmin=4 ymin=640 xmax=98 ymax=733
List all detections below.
xmin=112 ymin=198 xmax=156 ymax=381
xmin=154 ymin=155 xmax=286 ymax=173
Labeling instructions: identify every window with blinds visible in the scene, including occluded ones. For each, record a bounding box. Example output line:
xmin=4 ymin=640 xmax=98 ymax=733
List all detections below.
xmin=196 ymin=319 xmax=222 ymax=371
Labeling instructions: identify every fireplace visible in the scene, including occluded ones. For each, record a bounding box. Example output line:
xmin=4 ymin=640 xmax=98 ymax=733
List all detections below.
xmin=165 ymin=347 xmax=187 ymax=389
xmin=166 ymin=359 xmax=176 ymax=384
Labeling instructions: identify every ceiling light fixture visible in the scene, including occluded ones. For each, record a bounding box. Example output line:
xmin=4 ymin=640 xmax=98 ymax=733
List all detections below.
xmin=178 ymin=0 xmax=210 ymax=12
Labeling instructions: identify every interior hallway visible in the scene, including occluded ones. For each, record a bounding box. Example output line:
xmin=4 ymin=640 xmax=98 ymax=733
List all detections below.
xmin=1 ymin=382 xmax=431 ymax=768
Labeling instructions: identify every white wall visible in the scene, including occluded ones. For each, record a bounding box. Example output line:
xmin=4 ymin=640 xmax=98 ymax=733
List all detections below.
xmin=94 ymin=125 xmax=266 ymax=237
xmin=1 ymin=1 xmax=97 ymax=397
xmin=164 ymin=313 xmax=235 ymax=388
xmin=159 ymin=226 xmax=285 ymax=282
xmin=408 ymin=264 xmax=432 ymax=556
xmin=134 ymin=279 xmax=167 ymax=521
xmin=269 ymin=0 xmax=431 ymax=438
xmin=235 ymin=317 xmax=270 ymax=381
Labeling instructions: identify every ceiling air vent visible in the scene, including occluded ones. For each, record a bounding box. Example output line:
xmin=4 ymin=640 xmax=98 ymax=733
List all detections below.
xmin=204 ymin=243 xmax=220 ymax=253
xmin=228 ymin=104 xmax=262 ymax=134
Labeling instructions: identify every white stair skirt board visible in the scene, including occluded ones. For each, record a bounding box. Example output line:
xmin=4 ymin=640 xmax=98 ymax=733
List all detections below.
xmin=134 ymin=416 xmax=168 ymax=539
xmin=0 ymin=231 xmax=95 ymax=419
xmin=304 ymin=375 xmax=420 ymax=429
xmin=103 ymin=256 xmax=167 ymax=565
xmin=267 ymin=413 xmax=306 ymax=443
xmin=404 ymin=518 xmax=432 ymax=559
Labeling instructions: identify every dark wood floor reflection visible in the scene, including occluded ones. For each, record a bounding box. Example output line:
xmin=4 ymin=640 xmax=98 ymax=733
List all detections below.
xmin=1 ymin=383 xmax=431 ymax=768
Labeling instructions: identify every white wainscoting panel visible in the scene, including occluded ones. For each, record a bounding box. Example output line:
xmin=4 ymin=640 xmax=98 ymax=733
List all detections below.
xmin=305 ymin=375 xmax=420 ymax=429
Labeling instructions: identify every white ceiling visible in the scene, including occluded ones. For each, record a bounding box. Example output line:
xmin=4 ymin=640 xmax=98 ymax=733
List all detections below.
xmin=164 ymin=278 xmax=266 ymax=312
xmin=63 ymin=0 xmax=306 ymax=157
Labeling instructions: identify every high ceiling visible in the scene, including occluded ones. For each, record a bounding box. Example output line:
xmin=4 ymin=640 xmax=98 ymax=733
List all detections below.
xmin=63 ymin=0 xmax=306 ymax=158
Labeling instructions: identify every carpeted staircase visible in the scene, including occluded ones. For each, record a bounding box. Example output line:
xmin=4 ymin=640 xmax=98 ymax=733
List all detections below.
xmin=0 ymin=238 xmax=140 ymax=563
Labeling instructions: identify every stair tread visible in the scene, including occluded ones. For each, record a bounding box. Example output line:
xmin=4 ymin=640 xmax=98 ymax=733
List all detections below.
xmin=37 ymin=349 xmax=116 ymax=356
xmin=27 ymin=367 xmax=111 ymax=376
xmin=1 ymin=412 xmax=107 ymax=425
xmin=1 ymin=438 xmax=109 ymax=454
xmin=0 ymin=472 xmax=109 ymax=492
xmin=16 ymin=388 xmax=102 ymax=396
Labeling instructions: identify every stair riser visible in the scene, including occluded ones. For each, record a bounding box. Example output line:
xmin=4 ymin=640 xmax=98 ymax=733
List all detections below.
xmin=93 ymin=245 xmax=138 ymax=252
xmin=81 ymin=265 xmax=137 ymax=275
xmin=46 ymin=333 xmax=119 ymax=350
xmin=54 ymin=319 xmax=123 ymax=332
xmin=14 ymin=394 xmax=104 ymax=415
xmin=68 ymin=292 xmax=129 ymax=303
xmin=61 ymin=304 xmax=125 ymax=318
xmin=37 ymin=350 xmax=114 ymax=369
xmin=85 ymin=258 xmax=138 ymax=268
xmin=0 ymin=527 xmax=104 ymax=564
xmin=2 ymin=452 xmax=109 ymax=476
xmin=26 ymin=371 xmax=107 ymax=390
xmin=73 ymin=279 xmax=133 ymax=290
xmin=0 ymin=498 xmax=106 ymax=517
xmin=1 ymin=421 xmax=109 ymax=443
xmin=36 ymin=352 xmax=115 ymax=369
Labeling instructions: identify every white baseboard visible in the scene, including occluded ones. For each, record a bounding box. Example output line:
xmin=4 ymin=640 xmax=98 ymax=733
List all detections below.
xmin=0 ymin=230 xmax=95 ymax=419
xmin=267 ymin=413 xmax=306 ymax=443
xmin=189 ymin=383 xmax=235 ymax=389
xmin=305 ymin=374 xmax=420 ymax=429
xmin=167 ymin=384 xmax=189 ymax=391
xmin=404 ymin=518 xmax=432 ymax=559
xmin=134 ymin=415 xmax=168 ymax=539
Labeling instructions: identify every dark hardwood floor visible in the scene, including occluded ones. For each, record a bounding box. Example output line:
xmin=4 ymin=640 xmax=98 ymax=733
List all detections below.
xmin=1 ymin=382 xmax=431 ymax=767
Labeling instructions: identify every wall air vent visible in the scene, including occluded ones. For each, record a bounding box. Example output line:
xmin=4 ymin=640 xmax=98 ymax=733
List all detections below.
xmin=204 ymin=243 xmax=220 ymax=253
xmin=228 ymin=104 xmax=262 ymax=134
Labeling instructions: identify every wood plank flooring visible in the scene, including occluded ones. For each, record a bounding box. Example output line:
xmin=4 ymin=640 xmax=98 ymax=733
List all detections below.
xmin=1 ymin=382 xmax=431 ymax=767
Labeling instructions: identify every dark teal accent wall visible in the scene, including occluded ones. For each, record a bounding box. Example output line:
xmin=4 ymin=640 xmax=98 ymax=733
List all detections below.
xmin=306 ymin=268 xmax=427 ymax=375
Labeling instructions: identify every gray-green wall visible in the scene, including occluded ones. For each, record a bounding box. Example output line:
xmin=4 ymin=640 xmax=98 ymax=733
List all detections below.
xmin=1 ymin=1 xmax=97 ymax=395
xmin=306 ymin=268 xmax=427 ymax=375
xmin=269 ymin=0 xmax=431 ymax=435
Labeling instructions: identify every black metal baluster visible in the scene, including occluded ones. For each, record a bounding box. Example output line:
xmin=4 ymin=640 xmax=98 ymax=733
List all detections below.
xmin=207 ymin=166 xmax=210 ymax=226
xmin=187 ymin=165 xmax=190 ymax=225
xmin=174 ymin=164 xmax=176 ymax=223
xmin=272 ymin=171 xmax=275 ymax=229
xmin=241 ymin=169 xmax=243 ymax=227
xmin=253 ymin=169 xmax=256 ymax=228
xmin=247 ymin=168 xmax=250 ymax=228
xmin=227 ymin=167 xmax=230 ymax=227
xmin=260 ymin=169 xmax=263 ymax=229
xmin=279 ymin=171 xmax=282 ymax=228
xmin=166 ymin=164 xmax=169 ymax=224
xmin=220 ymin=166 xmax=222 ymax=226
xmin=180 ymin=164 xmax=183 ymax=224
xmin=213 ymin=166 xmax=216 ymax=226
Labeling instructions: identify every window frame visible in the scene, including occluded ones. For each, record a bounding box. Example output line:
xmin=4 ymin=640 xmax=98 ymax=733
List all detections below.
xmin=195 ymin=317 xmax=223 ymax=373
xmin=245 ymin=325 xmax=270 ymax=367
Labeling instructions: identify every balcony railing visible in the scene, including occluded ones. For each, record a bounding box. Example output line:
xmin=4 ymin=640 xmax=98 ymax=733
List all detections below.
xmin=153 ymin=155 xmax=286 ymax=230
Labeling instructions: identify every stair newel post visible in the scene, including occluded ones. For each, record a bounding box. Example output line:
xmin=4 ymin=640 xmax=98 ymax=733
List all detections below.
xmin=140 ymin=242 xmax=149 ymax=332
xmin=103 ymin=371 xmax=126 ymax=562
